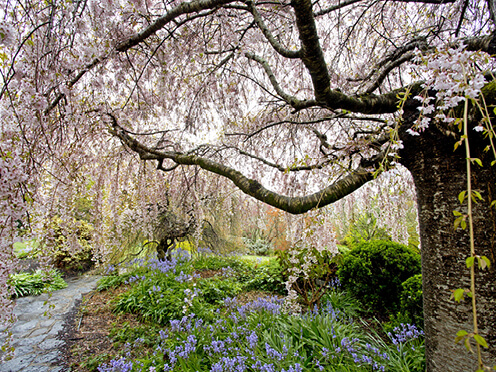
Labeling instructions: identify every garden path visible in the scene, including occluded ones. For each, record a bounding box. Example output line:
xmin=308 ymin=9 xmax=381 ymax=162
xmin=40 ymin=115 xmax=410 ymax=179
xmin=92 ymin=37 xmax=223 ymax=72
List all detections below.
xmin=0 ymin=274 xmax=101 ymax=372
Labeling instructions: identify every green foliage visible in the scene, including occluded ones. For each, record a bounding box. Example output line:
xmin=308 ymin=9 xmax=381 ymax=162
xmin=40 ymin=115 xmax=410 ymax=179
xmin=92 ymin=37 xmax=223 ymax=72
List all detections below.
xmin=44 ymin=217 xmax=95 ymax=272
xmin=9 ymin=269 xmax=67 ymax=298
xmin=91 ymin=254 xmax=426 ymax=371
xmin=320 ymin=287 xmax=362 ymax=318
xmin=97 ymin=272 xmax=134 ymax=292
xmin=113 ymin=271 xmax=193 ymax=325
xmin=109 ymin=322 xmax=162 ymax=347
xmin=198 ymin=277 xmax=242 ymax=305
xmin=244 ymin=259 xmax=286 ymax=294
xmin=338 ymin=240 xmax=421 ymax=314
xmin=192 ymin=255 xmax=238 ymax=271
xmin=242 ymin=236 xmax=273 ymax=256
xmin=399 ymin=274 xmax=423 ymax=327
xmin=341 ymin=212 xmax=391 ymax=248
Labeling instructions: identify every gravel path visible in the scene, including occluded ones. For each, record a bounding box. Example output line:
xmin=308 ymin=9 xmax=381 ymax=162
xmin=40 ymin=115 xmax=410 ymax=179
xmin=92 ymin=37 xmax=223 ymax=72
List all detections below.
xmin=0 ymin=274 xmax=101 ymax=372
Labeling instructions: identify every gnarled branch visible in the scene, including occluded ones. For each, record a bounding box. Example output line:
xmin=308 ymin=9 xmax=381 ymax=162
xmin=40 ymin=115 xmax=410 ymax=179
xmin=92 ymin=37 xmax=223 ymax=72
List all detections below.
xmin=110 ymin=115 xmax=382 ymax=214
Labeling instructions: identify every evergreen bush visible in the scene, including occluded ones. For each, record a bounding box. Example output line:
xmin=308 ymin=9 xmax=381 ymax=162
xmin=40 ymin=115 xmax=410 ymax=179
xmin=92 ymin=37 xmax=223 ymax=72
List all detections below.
xmin=337 ymin=240 xmax=421 ymax=314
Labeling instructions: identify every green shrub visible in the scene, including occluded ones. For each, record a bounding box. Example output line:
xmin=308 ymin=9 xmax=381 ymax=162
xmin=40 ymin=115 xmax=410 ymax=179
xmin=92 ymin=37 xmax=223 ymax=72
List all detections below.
xmin=44 ymin=217 xmax=95 ymax=272
xmin=192 ymin=255 xmax=236 ymax=271
xmin=398 ymin=274 xmax=423 ymax=327
xmin=337 ymin=240 xmax=421 ymax=314
xmin=341 ymin=212 xmax=391 ymax=248
xmin=244 ymin=259 xmax=286 ymax=294
xmin=242 ymin=237 xmax=273 ymax=256
xmin=9 ymin=269 xmax=67 ymax=298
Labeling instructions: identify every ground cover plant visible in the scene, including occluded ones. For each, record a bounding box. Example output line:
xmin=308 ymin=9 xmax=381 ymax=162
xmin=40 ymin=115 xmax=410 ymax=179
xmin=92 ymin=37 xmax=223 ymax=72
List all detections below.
xmin=69 ymin=249 xmax=426 ymax=372
xmin=9 ymin=269 xmax=67 ymax=298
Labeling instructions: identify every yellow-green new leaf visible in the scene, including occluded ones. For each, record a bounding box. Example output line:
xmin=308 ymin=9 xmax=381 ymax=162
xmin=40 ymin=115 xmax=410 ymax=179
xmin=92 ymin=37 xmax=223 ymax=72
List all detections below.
xmin=453 ymin=288 xmax=465 ymax=302
xmin=466 ymin=256 xmax=475 ymax=268
xmin=464 ymin=338 xmax=473 ymax=353
xmin=471 ymin=190 xmax=483 ymax=201
xmin=474 ymin=334 xmax=488 ymax=348
xmin=458 ymin=191 xmax=466 ymax=204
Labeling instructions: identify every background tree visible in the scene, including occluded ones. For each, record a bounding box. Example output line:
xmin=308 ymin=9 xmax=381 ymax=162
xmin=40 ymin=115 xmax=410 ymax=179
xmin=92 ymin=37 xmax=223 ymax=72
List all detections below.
xmin=1 ymin=0 xmax=496 ymax=370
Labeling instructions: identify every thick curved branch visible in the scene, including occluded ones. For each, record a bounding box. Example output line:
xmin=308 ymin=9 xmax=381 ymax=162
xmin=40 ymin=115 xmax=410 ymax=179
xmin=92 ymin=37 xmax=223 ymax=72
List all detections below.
xmin=246 ymin=1 xmax=302 ymax=58
xmin=292 ymin=0 xmax=331 ymax=103
xmin=292 ymin=0 xmax=414 ymax=113
xmin=111 ymin=117 xmax=379 ymax=214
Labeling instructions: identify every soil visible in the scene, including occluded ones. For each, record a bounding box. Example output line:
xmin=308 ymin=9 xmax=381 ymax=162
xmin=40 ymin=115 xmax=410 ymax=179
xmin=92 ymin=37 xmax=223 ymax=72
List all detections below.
xmin=58 ymin=284 xmax=142 ymax=371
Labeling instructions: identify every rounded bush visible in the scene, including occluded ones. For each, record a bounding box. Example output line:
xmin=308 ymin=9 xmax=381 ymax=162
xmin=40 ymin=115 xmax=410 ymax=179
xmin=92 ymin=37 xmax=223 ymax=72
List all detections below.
xmin=337 ymin=240 xmax=421 ymax=314
xmin=399 ymin=274 xmax=423 ymax=327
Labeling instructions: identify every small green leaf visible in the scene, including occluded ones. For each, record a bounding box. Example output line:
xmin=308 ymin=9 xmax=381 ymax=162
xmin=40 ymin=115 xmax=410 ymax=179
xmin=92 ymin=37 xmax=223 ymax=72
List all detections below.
xmin=491 ymin=200 xmax=496 ymax=208
xmin=474 ymin=334 xmax=488 ymax=348
xmin=454 ymin=216 xmax=464 ymax=230
xmin=472 ymin=158 xmax=483 ymax=167
xmin=492 ymin=160 xmax=496 ymax=166
xmin=453 ymin=210 xmax=462 ymax=216
xmin=458 ymin=191 xmax=466 ymax=204
xmin=453 ymin=288 xmax=465 ymax=302
xmin=466 ymin=256 xmax=475 ymax=268
xmin=455 ymin=330 xmax=468 ymax=343
xmin=481 ymin=256 xmax=491 ymax=269
xmin=461 ymin=219 xmax=467 ymax=230
xmin=464 ymin=338 xmax=473 ymax=353
xmin=472 ymin=190 xmax=483 ymax=201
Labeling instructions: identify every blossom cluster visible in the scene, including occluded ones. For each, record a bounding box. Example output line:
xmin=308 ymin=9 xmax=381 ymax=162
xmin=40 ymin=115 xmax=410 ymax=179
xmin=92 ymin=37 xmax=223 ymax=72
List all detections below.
xmin=410 ymin=47 xmax=490 ymax=135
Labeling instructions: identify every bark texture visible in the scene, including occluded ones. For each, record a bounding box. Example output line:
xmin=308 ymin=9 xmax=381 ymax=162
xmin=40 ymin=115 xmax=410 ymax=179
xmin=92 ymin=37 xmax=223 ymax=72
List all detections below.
xmin=400 ymin=120 xmax=496 ymax=371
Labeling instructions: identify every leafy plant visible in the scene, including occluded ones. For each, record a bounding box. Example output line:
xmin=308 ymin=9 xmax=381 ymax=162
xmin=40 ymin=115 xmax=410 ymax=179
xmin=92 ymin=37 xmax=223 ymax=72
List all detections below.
xmin=338 ymin=240 xmax=421 ymax=314
xmin=399 ymin=274 xmax=423 ymax=327
xmin=244 ymin=259 xmax=286 ymax=294
xmin=341 ymin=212 xmax=391 ymax=248
xmin=198 ymin=277 xmax=242 ymax=305
xmin=242 ymin=236 xmax=273 ymax=256
xmin=9 ymin=269 xmax=67 ymax=298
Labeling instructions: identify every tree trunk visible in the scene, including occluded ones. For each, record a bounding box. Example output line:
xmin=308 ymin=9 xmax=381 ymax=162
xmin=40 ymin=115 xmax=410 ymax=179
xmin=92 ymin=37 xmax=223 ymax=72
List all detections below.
xmin=400 ymin=123 xmax=496 ymax=371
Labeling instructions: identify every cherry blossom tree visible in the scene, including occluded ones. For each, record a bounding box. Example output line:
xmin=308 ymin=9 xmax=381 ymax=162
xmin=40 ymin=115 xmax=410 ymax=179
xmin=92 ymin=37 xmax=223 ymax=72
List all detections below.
xmin=2 ymin=0 xmax=496 ymax=369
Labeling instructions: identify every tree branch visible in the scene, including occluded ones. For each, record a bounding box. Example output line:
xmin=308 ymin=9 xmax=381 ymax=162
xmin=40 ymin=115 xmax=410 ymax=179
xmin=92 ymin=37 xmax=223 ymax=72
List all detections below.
xmin=245 ymin=52 xmax=316 ymax=110
xmin=246 ymin=0 xmax=302 ymax=58
xmin=110 ymin=115 xmax=381 ymax=214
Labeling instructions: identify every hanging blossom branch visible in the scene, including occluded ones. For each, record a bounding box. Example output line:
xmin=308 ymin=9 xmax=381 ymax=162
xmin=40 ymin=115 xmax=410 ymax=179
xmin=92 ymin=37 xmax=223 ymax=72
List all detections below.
xmin=42 ymin=0 xmax=240 ymax=114
xmin=109 ymin=115 xmax=383 ymax=214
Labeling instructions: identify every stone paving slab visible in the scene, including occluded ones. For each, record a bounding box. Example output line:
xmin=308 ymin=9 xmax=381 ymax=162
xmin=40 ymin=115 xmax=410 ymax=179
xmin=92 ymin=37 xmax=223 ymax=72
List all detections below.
xmin=0 ymin=274 xmax=101 ymax=372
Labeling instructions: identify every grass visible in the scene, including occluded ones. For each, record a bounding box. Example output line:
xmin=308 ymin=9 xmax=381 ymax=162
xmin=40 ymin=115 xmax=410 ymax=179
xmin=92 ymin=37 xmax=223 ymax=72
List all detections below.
xmin=70 ymin=252 xmax=425 ymax=372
